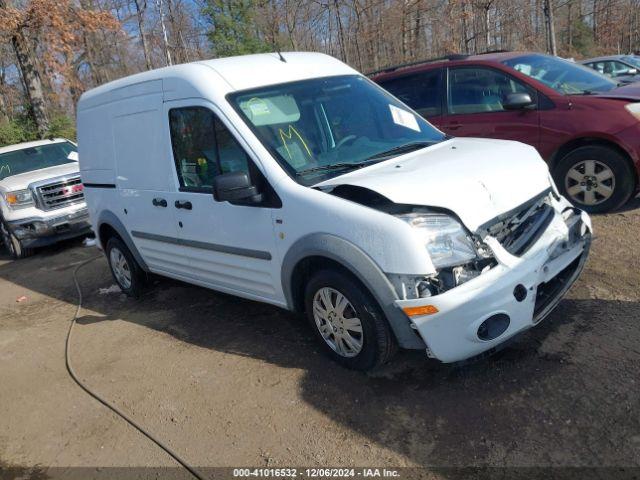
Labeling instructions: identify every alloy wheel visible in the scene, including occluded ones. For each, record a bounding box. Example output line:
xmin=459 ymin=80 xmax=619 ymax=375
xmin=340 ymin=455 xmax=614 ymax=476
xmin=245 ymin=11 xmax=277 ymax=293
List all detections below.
xmin=564 ymin=159 xmax=615 ymax=206
xmin=312 ymin=287 xmax=363 ymax=358
xmin=109 ymin=247 xmax=132 ymax=289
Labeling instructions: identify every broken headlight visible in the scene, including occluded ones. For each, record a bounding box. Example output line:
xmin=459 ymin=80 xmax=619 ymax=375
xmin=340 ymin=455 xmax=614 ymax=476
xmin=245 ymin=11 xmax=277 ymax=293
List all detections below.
xmin=397 ymin=212 xmax=478 ymax=269
xmin=389 ymin=212 xmax=495 ymax=299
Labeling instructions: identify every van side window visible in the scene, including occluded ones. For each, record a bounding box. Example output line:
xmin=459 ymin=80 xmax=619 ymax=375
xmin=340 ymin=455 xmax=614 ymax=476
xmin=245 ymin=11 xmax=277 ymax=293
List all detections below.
xmin=168 ymin=107 xmax=251 ymax=190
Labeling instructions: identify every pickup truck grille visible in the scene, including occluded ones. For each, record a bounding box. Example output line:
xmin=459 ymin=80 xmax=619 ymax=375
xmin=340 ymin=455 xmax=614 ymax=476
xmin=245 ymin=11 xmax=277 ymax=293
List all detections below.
xmin=35 ymin=176 xmax=85 ymax=211
xmin=487 ymin=195 xmax=554 ymax=256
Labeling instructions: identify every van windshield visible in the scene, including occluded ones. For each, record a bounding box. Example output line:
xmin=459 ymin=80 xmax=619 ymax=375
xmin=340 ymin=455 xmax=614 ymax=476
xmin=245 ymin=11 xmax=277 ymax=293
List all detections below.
xmin=503 ymin=54 xmax=618 ymax=94
xmin=228 ymin=75 xmax=446 ymax=185
xmin=0 ymin=141 xmax=77 ymax=181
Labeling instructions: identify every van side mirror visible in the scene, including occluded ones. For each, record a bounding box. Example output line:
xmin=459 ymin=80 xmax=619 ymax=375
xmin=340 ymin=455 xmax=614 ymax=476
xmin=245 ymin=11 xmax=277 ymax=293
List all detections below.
xmin=213 ymin=171 xmax=263 ymax=205
xmin=503 ymin=93 xmax=534 ymax=110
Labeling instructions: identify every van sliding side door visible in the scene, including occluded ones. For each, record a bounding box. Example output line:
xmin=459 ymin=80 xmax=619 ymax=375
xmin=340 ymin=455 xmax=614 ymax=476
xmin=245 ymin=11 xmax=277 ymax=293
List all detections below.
xmin=111 ymin=86 xmax=187 ymax=277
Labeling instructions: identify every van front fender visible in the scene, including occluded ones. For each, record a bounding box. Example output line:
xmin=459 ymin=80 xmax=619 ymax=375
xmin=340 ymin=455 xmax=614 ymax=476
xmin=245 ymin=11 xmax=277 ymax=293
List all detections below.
xmin=281 ymin=233 xmax=426 ymax=350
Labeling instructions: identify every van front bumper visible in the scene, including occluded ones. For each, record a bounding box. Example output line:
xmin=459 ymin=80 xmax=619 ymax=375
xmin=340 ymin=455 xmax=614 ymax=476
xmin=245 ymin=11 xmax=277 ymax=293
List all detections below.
xmin=395 ymin=209 xmax=591 ymax=363
xmin=6 ymin=208 xmax=91 ymax=248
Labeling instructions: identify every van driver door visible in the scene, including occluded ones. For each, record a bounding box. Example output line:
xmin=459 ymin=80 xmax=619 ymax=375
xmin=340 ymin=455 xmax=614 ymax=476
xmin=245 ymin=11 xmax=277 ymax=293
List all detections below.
xmin=162 ymin=99 xmax=283 ymax=305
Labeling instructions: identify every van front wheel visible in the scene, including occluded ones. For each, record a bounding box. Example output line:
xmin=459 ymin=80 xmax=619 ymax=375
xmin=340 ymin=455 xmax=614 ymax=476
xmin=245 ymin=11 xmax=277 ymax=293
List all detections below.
xmin=304 ymin=270 xmax=396 ymax=370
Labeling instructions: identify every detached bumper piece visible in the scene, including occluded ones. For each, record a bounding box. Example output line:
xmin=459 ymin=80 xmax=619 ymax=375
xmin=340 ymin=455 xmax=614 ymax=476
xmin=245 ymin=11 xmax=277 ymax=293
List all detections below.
xmin=7 ymin=208 xmax=91 ymax=248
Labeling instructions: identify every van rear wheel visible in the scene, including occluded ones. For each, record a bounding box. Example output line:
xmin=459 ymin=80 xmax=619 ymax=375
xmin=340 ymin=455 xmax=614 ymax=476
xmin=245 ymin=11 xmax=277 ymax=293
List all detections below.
xmin=304 ymin=269 xmax=396 ymax=370
xmin=106 ymin=237 xmax=145 ymax=297
xmin=554 ymin=145 xmax=635 ymax=213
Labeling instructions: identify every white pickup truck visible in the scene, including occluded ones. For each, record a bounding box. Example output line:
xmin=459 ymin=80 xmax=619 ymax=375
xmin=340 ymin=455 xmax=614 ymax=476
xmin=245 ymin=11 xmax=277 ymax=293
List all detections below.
xmin=0 ymin=138 xmax=91 ymax=258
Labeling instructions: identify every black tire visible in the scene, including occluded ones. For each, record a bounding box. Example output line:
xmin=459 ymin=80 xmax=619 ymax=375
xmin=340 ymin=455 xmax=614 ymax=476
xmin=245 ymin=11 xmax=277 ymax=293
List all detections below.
xmin=0 ymin=221 xmax=34 ymax=259
xmin=304 ymin=269 xmax=397 ymax=371
xmin=105 ymin=236 xmax=145 ymax=297
xmin=553 ymin=145 xmax=635 ymax=213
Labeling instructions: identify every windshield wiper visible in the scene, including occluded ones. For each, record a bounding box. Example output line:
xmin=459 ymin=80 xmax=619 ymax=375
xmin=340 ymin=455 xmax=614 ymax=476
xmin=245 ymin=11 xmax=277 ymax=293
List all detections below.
xmin=296 ymin=162 xmax=370 ymax=176
xmin=296 ymin=141 xmax=437 ymax=177
xmin=364 ymin=141 xmax=435 ymax=161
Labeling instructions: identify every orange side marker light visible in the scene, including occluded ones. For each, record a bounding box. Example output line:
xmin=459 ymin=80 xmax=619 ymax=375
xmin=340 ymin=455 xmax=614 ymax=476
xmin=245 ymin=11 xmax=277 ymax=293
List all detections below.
xmin=403 ymin=305 xmax=439 ymax=317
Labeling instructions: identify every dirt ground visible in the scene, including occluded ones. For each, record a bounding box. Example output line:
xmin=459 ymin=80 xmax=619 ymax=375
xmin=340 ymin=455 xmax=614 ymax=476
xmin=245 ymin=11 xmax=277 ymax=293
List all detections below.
xmin=1 ymin=199 xmax=639 ymax=478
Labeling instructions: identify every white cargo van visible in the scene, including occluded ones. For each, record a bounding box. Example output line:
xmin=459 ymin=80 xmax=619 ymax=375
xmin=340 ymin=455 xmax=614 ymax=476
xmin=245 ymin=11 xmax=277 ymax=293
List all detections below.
xmin=78 ymin=52 xmax=591 ymax=370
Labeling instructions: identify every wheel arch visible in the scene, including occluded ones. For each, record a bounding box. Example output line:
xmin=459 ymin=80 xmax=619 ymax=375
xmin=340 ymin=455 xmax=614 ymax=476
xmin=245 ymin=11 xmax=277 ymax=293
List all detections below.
xmin=549 ymin=137 xmax=638 ymax=189
xmin=96 ymin=210 xmax=149 ymax=272
xmin=281 ymin=233 xmax=426 ymax=349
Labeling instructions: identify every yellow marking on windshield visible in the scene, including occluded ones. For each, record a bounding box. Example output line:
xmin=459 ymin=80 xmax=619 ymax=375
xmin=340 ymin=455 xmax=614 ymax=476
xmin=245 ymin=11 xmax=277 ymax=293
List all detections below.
xmin=279 ymin=125 xmax=312 ymax=161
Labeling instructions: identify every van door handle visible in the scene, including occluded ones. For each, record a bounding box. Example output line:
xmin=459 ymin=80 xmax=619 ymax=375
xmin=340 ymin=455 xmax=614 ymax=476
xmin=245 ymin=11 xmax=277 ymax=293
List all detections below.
xmin=446 ymin=121 xmax=462 ymax=131
xmin=174 ymin=200 xmax=192 ymax=210
xmin=152 ymin=198 xmax=167 ymax=207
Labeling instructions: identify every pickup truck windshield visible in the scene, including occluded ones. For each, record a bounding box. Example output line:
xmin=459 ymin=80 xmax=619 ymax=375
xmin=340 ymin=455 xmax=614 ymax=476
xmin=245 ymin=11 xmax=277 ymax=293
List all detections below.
xmin=0 ymin=142 xmax=76 ymax=181
xmin=503 ymin=54 xmax=617 ymax=94
xmin=229 ymin=75 xmax=446 ymax=185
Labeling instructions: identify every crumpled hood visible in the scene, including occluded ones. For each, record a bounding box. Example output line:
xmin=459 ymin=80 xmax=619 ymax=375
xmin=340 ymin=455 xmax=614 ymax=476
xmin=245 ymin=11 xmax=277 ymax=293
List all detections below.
xmin=315 ymin=137 xmax=551 ymax=231
xmin=0 ymin=162 xmax=79 ymax=192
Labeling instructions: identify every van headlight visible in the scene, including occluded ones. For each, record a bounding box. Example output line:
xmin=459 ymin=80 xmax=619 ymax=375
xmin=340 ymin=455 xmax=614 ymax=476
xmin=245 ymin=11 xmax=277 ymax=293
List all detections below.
xmin=3 ymin=189 xmax=34 ymax=209
xmin=397 ymin=212 xmax=479 ymax=269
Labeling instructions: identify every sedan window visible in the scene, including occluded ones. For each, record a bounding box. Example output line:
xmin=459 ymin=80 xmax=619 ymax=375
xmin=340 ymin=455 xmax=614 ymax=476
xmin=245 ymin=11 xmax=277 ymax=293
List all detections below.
xmin=503 ymin=54 xmax=617 ymax=94
xmin=447 ymin=67 xmax=531 ymax=115
xmin=377 ymin=69 xmax=443 ymax=117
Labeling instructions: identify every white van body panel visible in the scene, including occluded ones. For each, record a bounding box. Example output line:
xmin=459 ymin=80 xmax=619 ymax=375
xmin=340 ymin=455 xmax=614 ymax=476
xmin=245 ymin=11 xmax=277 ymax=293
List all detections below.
xmin=78 ymin=52 xmax=591 ymax=362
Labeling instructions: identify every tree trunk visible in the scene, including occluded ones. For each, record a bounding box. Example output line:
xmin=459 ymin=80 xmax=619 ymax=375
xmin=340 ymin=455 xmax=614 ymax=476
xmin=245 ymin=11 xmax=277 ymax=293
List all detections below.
xmin=13 ymin=34 xmax=49 ymax=137
xmin=134 ymin=0 xmax=153 ymax=70
xmin=592 ymin=0 xmax=598 ymax=40
xmin=567 ymin=0 xmax=573 ymax=49
xmin=0 ymin=0 xmax=49 ymax=136
xmin=484 ymin=5 xmax=491 ymax=50
xmin=543 ymin=0 xmax=557 ymax=56
xmin=156 ymin=0 xmax=173 ymax=66
xmin=0 ymin=92 xmax=8 ymax=124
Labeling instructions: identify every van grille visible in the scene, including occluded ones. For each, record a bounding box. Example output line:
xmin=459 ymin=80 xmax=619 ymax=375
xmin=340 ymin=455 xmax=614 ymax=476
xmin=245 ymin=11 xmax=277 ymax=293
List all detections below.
xmin=487 ymin=195 xmax=554 ymax=256
xmin=35 ymin=176 xmax=85 ymax=211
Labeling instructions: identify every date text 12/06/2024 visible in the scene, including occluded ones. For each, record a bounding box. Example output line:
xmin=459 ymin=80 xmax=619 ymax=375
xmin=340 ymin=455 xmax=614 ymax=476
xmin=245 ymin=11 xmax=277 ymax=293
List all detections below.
xmin=233 ymin=468 xmax=401 ymax=478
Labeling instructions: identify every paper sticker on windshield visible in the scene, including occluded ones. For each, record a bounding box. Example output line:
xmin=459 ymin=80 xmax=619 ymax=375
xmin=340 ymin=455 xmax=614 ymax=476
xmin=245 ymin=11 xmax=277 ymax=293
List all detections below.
xmin=389 ymin=104 xmax=420 ymax=132
xmin=247 ymin=98 xmax=271 ymax=116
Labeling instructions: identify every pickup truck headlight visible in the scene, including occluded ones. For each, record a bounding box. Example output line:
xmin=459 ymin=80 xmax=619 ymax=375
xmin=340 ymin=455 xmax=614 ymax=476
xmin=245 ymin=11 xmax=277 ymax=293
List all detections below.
xmin=625 ymin=102 xmax=640 ymax=121
xmin=397 ymin=212 xmax=478 ymax=269
xmin=3 ymin=189 xmax=34 ymax=209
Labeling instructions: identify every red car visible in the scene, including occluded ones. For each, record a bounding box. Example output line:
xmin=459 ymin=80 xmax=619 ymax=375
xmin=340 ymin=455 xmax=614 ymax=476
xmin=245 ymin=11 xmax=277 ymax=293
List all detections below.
xmin=373 ymin=52 xmax=640 ymax=213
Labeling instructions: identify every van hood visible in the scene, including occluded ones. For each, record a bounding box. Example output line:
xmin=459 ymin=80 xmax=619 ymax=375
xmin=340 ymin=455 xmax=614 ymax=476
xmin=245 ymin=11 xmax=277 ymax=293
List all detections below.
xmin=0 ymin=162 xmax=79 ymax=192
xmin=314 ymin=138 xmax=551 ymax=232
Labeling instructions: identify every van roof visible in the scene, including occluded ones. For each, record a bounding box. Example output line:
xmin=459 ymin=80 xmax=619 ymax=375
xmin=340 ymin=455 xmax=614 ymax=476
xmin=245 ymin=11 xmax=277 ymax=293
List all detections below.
xmin=79 ymin=52 xmax=356 ymax=108
xmin=0 ymin=138 xmax=70 ymax=155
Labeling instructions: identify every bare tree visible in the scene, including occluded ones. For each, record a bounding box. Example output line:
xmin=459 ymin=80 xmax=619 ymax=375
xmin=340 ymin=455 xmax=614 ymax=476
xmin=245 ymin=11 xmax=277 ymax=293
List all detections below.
xmin=134 ymin=0 xmax=153 ymax=70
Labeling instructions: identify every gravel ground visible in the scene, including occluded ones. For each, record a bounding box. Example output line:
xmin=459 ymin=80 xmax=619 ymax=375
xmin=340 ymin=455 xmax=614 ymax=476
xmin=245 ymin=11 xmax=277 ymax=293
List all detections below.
xmin=0 ymin=200 xmax=639 ymax=478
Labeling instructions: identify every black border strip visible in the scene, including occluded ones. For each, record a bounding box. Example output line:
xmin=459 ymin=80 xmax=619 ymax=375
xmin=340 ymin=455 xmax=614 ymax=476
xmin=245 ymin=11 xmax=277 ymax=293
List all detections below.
xmin=131 ymin=230 xmax=272 ymax=260
xmin=83 ymin=183 xmax=116 ymax=189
